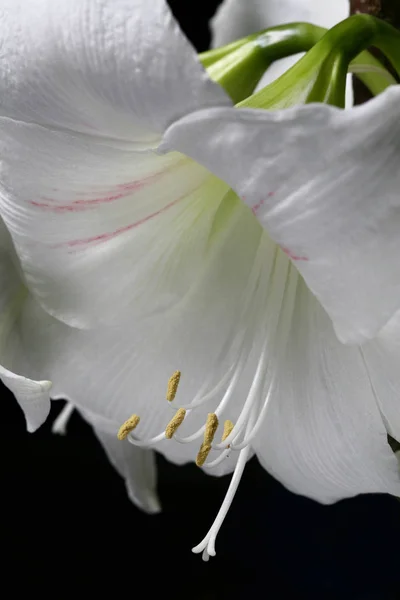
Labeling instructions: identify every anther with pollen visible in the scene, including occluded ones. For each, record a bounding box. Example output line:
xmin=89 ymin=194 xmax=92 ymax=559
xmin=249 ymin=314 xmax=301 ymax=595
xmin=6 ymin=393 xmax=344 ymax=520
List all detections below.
xmin=196 ymin=443 xmax=212 ymax=467
xmin=222 ymin=420 xmax=234 ymax=444
xmin=196 ymin=413 xmax=219 ymax=467
xmin=117 ymin=414 xmax=140 ymax=440
xmin=166 ymin=370 xmax=181 ymax=401
xmin=165 ymin=408 xmax=186 ymax=439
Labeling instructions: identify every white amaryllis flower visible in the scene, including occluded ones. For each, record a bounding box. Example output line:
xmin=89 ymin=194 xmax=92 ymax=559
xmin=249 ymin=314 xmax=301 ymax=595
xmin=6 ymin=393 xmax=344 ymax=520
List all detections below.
xmin=1 ymin=0 xmax=400 ymax=559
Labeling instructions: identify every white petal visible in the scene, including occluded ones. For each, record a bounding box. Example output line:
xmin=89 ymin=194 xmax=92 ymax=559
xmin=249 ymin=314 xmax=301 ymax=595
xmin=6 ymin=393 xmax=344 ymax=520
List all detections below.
xmin=18 ymin=198 xmax=262 ymax=475
xmin=211 ymin=0 xmax=350 ymax=47
xmin=162 ymin=86 xmax=400 ymax=344
xmin=0 ymin=0 xmax=229 ymax=139
xmin=0 ymin=219 xmax=51 ymax=431
xmin=253 ymin=279 xmax=400 ymax=503
xmin=0 ymin=0 xmax=232 ymax=328
xmin=362 ymin=311 xmax=400 ymax=442
xmin=0 ymin=116 xmax=235 ymax=327
xmin=93 ymin=428 xmax=161 ymax=514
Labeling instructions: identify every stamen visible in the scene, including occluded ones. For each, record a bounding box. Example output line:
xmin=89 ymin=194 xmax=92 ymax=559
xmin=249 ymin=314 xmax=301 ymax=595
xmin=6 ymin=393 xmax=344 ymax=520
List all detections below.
xmin=211 ymin=343 xmax=269 ymax=451
xmin=222 ymin=420 xmax=234 ymax=442
xmin=169 ymin=236 xmax=272 ymax=414
xmin=202 ymin=447 xmax=231 ymax=469
xmin=165 ymin=408 xmax=186 ymax=439
xmin=192 ymin=258 xmax=298 ymax=560
xmin=117 ymin=236 xmax=299 ymax=561
xmin=166 ymin=370 xmax=181 ymax=401
xmin=212 ymin=254 xmax=290 ymax=452
xmin=196 ymin=442 xmax=212 ymax=467
xmin=231 ymin=385 xmax=273 ymax=450
xmin=174 ymin=351 xmax=249 ymax=444
xmin=117 ymin=414 xmax=140 ymax=440
xmin=195 ymin=413 xmax=219 ymax=467
xmin=204 ymin=413 xmax=219 ymax=444
xmin=232 ymin=265 xmax=299 ymax=452
xmin=128 ymin=431 xmax=165 ymax=447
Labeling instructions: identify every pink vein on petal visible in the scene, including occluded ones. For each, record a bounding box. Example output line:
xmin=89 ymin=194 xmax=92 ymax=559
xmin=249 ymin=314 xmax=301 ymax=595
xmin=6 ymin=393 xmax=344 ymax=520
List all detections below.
xmin=28 ymin=161 xmax=186 ymax=213
xmin=281 ymin=247 xmax=309 ymax=261
xmin=61 ymin=183 xmax=203 ymax=250
xmin=252 ymin=191 xmax=274 ymax=215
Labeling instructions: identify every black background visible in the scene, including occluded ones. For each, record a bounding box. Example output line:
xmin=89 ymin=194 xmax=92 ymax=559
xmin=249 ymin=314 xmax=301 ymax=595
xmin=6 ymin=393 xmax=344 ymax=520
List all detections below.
xmin=1 ymin=2 xmax=400 ymax=598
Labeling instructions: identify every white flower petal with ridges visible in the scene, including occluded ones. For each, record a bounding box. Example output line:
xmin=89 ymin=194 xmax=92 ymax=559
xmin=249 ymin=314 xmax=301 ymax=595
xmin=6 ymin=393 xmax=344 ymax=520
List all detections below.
xmin=162 ymin=86 xmax=400 ymax=344
xmin=0 ymin=219 xmax=51 ymax=431
xmin=0 ymin=117 xmax=236 ymax=327
xmin=253 ymin=279 xmax=400 ymax=503
xmin=0 ymin=0 xmax=229 ymax=139
xmin=0 ymin=0 xmax=233 ymax=327
xmin=211 ymin=0 xmax=350 ymax=47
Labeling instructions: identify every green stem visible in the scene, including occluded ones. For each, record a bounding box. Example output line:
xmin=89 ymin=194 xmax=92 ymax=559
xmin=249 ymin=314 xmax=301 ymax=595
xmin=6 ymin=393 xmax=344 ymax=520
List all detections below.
xmin=199 ymin=22 xmax=325 ymax=68
xmin=199 ymin=23 xmax=327 ymax=103
xmin=325 ymin=14 xmax=400 ymax=77
xmin=308 ymin=14 xmax=400 ymax=106
xmin=240 ymin=15 xmax=400 ymax=109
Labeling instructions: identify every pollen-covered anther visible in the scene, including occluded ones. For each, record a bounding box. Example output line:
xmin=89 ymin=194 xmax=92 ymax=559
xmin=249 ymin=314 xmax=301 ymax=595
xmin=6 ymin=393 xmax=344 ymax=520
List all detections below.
xmin=166 ymin=370 xmax=181 ymax=402
xmin=117 ymin=414 xmax=140 ymax=440
xmin=204 ymin=413 xmax=219 ymax=445
xmin=196 ymin=442 xmax=212 ymax=467
xmin=165 ymin=408 xmax=186 ymax=439
xmin=222 ymin=420 xmax=234 ymax=444
xmin=195 ymin=413 xmax=219 ymax=467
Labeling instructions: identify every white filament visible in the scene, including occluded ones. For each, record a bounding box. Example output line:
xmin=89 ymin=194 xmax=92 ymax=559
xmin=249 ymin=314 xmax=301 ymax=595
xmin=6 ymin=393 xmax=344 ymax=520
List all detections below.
xmin=52 ymin=402 xmax=75 ymax=435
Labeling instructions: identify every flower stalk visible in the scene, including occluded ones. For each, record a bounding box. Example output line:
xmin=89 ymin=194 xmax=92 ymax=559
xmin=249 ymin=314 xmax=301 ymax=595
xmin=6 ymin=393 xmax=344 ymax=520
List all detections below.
xmin=199 ymin=23 xmax=325 ymax=103
xmin=240 ymin=15 xmax=400 ymax=109
xmin=202 ymin=16 xmax=400 ymax=109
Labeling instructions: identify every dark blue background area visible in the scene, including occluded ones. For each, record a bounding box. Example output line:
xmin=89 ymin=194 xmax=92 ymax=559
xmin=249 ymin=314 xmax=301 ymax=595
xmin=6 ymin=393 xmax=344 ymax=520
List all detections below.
xmin=1 ymin=2 xmax=399 ymax=598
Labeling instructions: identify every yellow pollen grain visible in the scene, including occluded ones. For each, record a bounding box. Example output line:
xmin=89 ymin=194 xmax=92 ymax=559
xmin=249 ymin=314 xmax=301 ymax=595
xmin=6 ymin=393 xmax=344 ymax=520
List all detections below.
xmin=204 ymin=413 xmax=219 ymax=445
xmin=165 ymin=408 xmax=186 ymax=439
xmin=166 ymin=370 xmax=181 ymax=402
xmin=196 ymin=442 xmax=212 ymax=467
xmin=117 ymin=414 xmax=140 ymax=440
xmin=195 ymin=413 xmax=219 ymax=468
xmin=222 ymin=420 xmax=234 ymax=442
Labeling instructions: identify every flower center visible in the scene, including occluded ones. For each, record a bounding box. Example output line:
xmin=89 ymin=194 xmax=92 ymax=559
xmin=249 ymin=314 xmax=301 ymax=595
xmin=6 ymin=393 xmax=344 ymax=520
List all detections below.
xmin=117 ymin=232 xmax=300 ymax=560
